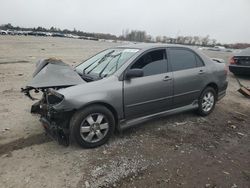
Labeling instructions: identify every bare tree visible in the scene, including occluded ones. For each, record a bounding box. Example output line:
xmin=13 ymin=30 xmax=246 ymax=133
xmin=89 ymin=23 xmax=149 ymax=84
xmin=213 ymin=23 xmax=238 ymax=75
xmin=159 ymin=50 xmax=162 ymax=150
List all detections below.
xmin=193 ymin=36 xmax=200 ymax=45
xmin=201 ymin=35 xmax=210 ymax=46
xmin=155 ymin=36 xmax=162 ymax=43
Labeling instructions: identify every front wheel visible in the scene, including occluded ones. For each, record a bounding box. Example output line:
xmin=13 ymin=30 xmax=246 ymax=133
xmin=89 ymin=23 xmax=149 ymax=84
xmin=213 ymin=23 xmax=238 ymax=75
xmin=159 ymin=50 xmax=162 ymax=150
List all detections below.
xmin=70 ymin=105 xmax=115 ymax=148
xmin=197 ymin=87 xmax=217 ymax=116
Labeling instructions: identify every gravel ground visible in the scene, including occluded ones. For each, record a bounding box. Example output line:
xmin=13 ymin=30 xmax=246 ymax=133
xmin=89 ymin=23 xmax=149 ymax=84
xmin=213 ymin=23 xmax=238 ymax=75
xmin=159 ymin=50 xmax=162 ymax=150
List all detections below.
xmin=0 ymin=36 xmax=249 ymax=188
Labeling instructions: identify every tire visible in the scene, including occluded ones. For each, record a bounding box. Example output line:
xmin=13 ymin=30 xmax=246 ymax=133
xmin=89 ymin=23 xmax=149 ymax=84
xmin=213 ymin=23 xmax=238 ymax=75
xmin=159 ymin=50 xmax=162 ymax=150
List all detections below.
xmin=70 ymin=105 xmax=115 ymax=148
xmin=197 ymin=87 xmax=217 ymax=116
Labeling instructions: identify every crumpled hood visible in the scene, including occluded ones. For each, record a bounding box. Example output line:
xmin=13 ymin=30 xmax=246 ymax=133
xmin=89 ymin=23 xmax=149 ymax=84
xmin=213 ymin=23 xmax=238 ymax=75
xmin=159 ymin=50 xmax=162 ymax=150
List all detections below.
xmin=27 ymin=58 xmax=85 ymax=88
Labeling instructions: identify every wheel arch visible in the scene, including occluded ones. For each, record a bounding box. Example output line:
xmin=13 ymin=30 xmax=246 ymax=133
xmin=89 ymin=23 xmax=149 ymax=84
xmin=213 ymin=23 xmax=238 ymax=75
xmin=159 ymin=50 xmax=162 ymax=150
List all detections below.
xmin=77 ymin=101 xmax=119 ymax=130
xmin=204 ymin=82 xmax=218 ymax=99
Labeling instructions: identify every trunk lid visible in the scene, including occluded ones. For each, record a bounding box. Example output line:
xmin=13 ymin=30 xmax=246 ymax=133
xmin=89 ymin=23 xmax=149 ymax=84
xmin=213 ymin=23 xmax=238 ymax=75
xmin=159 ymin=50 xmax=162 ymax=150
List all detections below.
xmin=234 ymin=56 xmax=250 ymax=66
xmin=234 ymin=48 xmax=250 ymax=66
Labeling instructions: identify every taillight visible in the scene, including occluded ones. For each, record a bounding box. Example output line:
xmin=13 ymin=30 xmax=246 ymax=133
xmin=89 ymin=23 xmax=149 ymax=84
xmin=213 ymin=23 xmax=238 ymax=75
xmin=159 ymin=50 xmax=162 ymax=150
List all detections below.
xmin=229 ymin=56 xmax=236 ymax=64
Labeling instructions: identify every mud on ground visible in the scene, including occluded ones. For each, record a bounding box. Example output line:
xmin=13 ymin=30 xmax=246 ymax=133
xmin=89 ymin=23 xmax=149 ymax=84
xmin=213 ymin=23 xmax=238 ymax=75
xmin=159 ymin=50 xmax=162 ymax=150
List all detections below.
xmin=0 ymin=36 xmax=249 ymax=188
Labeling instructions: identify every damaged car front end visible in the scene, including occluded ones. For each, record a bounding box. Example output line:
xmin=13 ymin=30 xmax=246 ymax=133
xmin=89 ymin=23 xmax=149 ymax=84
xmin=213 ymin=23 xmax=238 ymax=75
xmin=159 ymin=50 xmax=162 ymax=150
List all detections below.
xmin=21 ymin=58 xmax=85 ymax=145
xmin=32 ymin=89 xmax=73 ymax=146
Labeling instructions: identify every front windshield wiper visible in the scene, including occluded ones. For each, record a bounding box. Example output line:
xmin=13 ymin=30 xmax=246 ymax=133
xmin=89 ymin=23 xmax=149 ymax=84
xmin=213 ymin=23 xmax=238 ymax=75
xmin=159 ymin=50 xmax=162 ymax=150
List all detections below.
xmin=99 ymin=52 xmax=122 ymax=78
xmin=82 ymin=58 xmax=100 ymax=75
xmin=86 ymin=50 xmax=115 ymax=75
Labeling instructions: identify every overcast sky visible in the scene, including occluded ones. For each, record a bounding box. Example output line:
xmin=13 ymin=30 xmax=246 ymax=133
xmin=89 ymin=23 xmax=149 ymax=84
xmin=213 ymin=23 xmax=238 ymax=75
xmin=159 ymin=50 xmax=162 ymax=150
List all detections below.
xmin=1 ymin=0 xmax=250 ymax=43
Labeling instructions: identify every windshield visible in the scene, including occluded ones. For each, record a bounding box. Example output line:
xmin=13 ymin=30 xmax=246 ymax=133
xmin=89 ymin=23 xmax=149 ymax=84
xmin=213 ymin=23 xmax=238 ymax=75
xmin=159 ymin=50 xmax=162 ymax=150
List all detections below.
xmin=75 ymin=48 xmax=139 ymax=79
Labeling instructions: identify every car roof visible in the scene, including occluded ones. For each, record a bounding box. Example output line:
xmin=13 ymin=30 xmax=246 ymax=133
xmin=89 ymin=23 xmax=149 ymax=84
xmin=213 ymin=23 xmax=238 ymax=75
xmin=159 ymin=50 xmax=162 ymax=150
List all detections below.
xmin=117 ymin=43 xmax=194 ymax=50
xmin=237 ymin=47 xmax=250 ymax=56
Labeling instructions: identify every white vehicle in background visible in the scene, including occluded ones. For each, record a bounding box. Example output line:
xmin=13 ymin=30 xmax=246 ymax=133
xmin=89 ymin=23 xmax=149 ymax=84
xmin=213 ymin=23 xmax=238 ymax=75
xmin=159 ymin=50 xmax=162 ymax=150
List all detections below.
xmin=7 ymin=30 xmax=15 ymax=35
xmin=0 ymin=30 xmax=8 ymax=35
xmin=207 ymin=46 xmax=233 ymax=52
xmin=45 ymin=32 xmax=52 ymax=37
xmin=208 ymin=46 xmax=225 ymax=51
xmin=214 ymin=46 xmax=226 ymax=51
xmin=13 ymin=30 xmax=25 ymax=35
xmin=65 ymin=34 xmax=79 ymax=39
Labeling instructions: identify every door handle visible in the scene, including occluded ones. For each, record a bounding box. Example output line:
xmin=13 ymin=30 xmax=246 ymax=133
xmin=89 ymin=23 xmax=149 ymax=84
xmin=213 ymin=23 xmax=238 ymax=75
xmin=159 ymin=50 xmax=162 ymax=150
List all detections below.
xmin=198 ymin=70 xmax=205 ymax=74
xmin=163 ymin=75 xmax=172 ymax=81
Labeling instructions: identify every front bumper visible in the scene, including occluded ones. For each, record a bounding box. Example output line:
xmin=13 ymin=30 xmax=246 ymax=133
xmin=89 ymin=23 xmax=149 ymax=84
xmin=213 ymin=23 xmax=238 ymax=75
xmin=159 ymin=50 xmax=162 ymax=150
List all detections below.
xmin=229 ymin=65 xmax=250 ymax=75
xmin=40 ymin=116 xmax=70 ymax=146
xmin=218 ymin=81 xmax=228 ymax=101
xmin=31 ymin=102 xmax=72 ymax=146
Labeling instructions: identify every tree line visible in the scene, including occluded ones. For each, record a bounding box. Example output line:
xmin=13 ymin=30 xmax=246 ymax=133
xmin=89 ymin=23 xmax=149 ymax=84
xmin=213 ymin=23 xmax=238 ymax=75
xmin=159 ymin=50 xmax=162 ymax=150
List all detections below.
xmin=1 ymin=23 xmax=249 ymax=48
xmin=0 ymin=23 xmax=117 ymax=40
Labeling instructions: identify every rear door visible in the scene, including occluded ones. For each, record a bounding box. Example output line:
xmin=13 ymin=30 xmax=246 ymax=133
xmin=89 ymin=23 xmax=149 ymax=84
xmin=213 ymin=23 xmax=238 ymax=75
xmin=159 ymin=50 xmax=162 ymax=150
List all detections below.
xmin=168 ymin=47 xmax=206 ymax=108
xmin=123 ymin=49 xmax=173 ymax=119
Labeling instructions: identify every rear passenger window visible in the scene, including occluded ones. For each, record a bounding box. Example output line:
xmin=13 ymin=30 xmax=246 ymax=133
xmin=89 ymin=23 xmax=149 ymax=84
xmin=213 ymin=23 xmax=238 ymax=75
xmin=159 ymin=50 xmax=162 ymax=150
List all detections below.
xmin=131 ymin=49 xmax=167 ymax=76
xmin=169 ymin=49 xmax=197 ymax=71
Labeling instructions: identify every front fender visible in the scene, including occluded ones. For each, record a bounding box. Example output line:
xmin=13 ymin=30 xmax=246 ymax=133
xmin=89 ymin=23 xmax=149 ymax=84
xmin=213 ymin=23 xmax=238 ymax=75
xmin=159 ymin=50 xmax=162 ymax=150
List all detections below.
xmin=53 ymin=93 xmax=123 ymax=119
xmin=53 ymin=92 xmax=109 ymax=111
xmin=52 ymin=76 xmax=123 ymax=119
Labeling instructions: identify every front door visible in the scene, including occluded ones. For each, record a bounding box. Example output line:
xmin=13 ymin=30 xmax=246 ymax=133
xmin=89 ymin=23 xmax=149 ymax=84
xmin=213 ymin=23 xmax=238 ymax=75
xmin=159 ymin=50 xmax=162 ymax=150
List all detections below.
xmin=123 ymin=49 xmax=173 ymax=120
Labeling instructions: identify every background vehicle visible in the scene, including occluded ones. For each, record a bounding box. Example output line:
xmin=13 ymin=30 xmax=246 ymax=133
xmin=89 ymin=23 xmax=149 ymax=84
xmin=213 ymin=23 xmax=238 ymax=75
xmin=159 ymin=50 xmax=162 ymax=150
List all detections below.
xmin=229 ymin=47 xmax=250 ymax=75
xmin=22 ymin=44 xmax=228 ymax=148
xmin=0 ymin=30 xmax=8 ymax=35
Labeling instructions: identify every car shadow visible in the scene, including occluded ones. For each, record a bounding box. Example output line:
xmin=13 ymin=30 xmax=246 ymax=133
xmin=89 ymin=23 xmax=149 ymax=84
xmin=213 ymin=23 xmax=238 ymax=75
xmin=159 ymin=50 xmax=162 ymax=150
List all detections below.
xmin=118 ymin=111 xmax=197 ymax=137
xmin=234 ymin=74 xmax=250 ymax=81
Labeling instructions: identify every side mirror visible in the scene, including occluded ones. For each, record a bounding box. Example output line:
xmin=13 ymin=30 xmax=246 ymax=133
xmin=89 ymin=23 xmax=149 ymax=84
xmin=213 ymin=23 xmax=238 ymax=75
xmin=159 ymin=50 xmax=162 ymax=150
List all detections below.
xmin=125 ymin=69 xmax=144 ymax=79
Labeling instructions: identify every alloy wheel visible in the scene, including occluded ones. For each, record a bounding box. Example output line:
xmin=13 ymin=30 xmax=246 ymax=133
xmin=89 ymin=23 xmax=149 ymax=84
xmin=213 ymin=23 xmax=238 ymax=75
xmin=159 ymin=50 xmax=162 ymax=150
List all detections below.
xmin=202 ymin=91 xmax=215 ymax=112
xmin=80 ymin=113 xmax=109 ymax=143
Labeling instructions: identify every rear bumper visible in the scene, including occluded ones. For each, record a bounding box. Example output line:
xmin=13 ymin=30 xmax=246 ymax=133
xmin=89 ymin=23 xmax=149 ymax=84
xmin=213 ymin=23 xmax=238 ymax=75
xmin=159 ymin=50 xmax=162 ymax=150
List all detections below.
xmin=229 ymin=65 xmax=250 ymax=75
xmin=218 ymin=81 xmax=228 ymax=101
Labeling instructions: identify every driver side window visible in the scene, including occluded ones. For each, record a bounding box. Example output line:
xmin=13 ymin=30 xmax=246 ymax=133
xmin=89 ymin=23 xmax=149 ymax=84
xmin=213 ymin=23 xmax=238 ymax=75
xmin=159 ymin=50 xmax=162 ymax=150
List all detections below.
xmin=131 ymin=49 xmax=167 ymax=76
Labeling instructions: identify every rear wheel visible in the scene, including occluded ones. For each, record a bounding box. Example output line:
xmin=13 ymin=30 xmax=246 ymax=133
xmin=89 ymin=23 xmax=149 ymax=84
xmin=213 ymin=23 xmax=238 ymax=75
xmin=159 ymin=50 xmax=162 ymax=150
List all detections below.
xmin=70 ymin=105 xmax=115 ymax=148
xmin=197 ymin=87 xmax=216 ymax=116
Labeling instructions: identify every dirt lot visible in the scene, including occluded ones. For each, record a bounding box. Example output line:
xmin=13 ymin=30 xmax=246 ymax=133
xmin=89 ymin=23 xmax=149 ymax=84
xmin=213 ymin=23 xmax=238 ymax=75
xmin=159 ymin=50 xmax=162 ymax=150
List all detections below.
xmin=0 ymin=36 xmax=249 ymax=188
